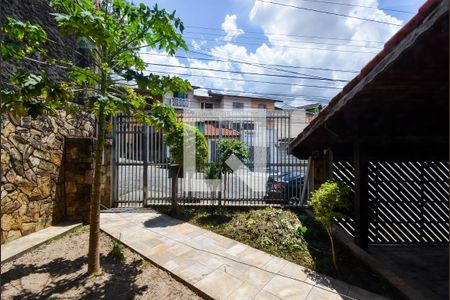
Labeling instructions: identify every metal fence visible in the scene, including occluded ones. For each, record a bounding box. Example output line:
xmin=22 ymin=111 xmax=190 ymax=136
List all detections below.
xmin=112 ymin=110 xmax=307 ymax=207
xmin=333 ymin=160 xmax=449 ymax=245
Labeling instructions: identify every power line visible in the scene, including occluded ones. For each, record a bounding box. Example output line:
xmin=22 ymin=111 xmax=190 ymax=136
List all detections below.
xmin=142 ymin=49 xmax=349 ymax=82
xmin=255 ymin=0 xmax=403 ymax=26
xmin=143 ymin=62 xmax=350 ymax=83
xmin=187 ymin=25 xmax=386 ymax=44
xmin=141 ymin=52 xmax=359 ymax=73
xmin=184 ymin=36 xmax=379 ymax=54
xmin=188 ymin=48 xmax=355 ymax=82
xmin=146 ymin=69 xmax=344 ymax=90
xmin=184 ymin=31 xmax=383 ymax=49
xmin=198 ymin=87 xmax=332 ymax=102
xmin=190 ymin=49 xmax=358 ymax=76
xmin=291 ymin=0 xmax=415 ymax=14
xmin=188 ymin=50 xmax=346 ymax=81
xmin=124 ymin=80 xmax=331 ymax=103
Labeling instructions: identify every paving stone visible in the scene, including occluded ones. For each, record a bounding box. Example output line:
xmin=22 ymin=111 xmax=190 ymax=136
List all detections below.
xmin=167 ymin=243 xmax=194 ymax=257
xmin=242 ymin=266 xmax=274 ymax=288
xmin=227 ymin=282 xmax=261 ymax=300
xmin=218 ymin=259 xmax=251 ymax=279
xmin=1 ymin=222 xmax=81 ymax=262
xmin=226 ymin=243 xmax=249 ymax=257
xmin=99 ymin=210 xmax=389 ymax=300
xmin=263 ymin=257 xmax=288 ymax=273
xmin=254 ymin=290 xmax=283 ymax=300
xmin=279 ymin=261 xmax=309 ymax=282
xmin=175 ymin=262 xmax=215 ymax=284
xmin=306 ymin=287 xmax=346 ymax=300
xmin=262 ymin=275 xmax=313 ymax=300
xmin=238 ymin=247 xmax=273 ymax=268
xmin=195 ymin=268 xmax=244 ymax=300
xmin=195 ymin=253 xmax=225 ymax=270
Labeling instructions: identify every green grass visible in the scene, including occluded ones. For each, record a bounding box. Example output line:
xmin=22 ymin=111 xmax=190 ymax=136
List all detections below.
xmin=153 ymin=206 xmax=405 ymax=299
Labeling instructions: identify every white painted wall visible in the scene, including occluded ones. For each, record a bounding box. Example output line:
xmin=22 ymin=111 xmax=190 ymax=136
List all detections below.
xmin=220 ymin=95 xmax=252 ymax=110
xmin=289 ymin=109 xmax=308 ymax=138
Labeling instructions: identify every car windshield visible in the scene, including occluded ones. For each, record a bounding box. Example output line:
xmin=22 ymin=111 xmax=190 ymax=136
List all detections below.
xmin=281 ymin=174 xmax=303 ymax=181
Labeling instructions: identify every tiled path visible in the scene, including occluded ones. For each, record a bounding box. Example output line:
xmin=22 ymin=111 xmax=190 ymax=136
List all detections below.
xmin=1 ymin=222 xmax=81 ymax=263
xmin=100 ymin=209 xmax=388 ymax=300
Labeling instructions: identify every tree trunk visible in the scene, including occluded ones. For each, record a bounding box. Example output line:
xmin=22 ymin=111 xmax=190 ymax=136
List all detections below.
xmin=88 ymin=60 xmax=107 ymax=274
xmin=326 ymin=227 xmax=338 ymax=270
xmin=88 ymin=105 xmax=106 ymax=275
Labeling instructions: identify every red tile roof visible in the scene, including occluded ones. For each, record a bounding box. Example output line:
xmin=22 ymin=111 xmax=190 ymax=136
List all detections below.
xmin=204 ymin=124 xmax=240 ymax=137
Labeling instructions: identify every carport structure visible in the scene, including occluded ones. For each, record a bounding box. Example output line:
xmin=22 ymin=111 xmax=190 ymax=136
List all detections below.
xmin=289 ymin=0 xmax=449 ymax=298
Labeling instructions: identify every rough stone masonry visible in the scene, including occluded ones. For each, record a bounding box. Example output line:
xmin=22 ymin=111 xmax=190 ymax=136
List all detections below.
xmin=1 ymin=111 xmax=94 ymax=243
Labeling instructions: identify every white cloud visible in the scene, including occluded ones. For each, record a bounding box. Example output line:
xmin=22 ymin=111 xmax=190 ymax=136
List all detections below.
xmin=142 ymin=1 xmax=410 ymax=107
xmin=191 ymin=40 xmax=206 ymax=51
xmin=221 ymin=14 xmax=244 ymax=42
xmin=140 ymin=48 xmax=186 ymax=74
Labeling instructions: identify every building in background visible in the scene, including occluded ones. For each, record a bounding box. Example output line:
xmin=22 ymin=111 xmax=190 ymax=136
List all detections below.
xmin=295 ymin=103 xmax=322 ymax=123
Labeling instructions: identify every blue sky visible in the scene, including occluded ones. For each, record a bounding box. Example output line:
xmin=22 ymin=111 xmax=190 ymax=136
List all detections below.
xmin=138 ymin=0 xmax=426 ymax=107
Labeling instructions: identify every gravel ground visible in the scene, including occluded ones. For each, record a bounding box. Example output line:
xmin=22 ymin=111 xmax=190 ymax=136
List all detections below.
xmin=1 ymin=227 xmax=203 ymax=300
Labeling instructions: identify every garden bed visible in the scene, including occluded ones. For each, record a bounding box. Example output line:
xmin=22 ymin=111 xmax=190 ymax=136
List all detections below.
xmin=1 ymin=226 xmax=203 ymax=300
xmin=153 ymin=206 xmax=405 ymax=300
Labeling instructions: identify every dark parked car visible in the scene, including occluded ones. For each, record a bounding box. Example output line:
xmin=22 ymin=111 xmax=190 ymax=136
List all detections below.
xmin=266 ymin=174 xmax=304 ymax=202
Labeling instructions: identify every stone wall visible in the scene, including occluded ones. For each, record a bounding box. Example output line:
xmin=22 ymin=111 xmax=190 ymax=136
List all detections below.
xmin=62 ymin=138 xmax=95 ymax=223
xmin=1 ymin=111 xmax=95 ymax=243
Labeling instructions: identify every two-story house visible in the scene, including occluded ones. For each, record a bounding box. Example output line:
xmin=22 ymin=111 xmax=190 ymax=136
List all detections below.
xmin=162 ymin=89 xmax=288 ymax=166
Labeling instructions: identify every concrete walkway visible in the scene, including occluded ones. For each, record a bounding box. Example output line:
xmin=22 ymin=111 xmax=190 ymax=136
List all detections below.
xmin=1 ymin=222 xmax=81 ymax=263
xmin=100 ymin=209 xmax=388 ymax=300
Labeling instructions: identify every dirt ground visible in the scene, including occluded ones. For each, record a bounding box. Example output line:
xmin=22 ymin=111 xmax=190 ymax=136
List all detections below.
xmin=1 ymin=227 xmax=203 ymax=300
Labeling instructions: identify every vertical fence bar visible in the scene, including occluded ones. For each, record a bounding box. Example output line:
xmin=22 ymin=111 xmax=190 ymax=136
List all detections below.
xmin=111 ymin=116 xmax=118 ymax=206
xmin=142 ymin=121 xmax=148 ymax=206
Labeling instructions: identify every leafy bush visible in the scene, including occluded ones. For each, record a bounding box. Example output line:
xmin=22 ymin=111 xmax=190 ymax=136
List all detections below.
xmin=149 ymin=102 xmax=208 ymax=171
xmin=308 ymin=180 xmax=351 ymax=270
xmin=165 ymin=122 xmax=208 ymax=171
xmin=217 ymin=139 xmax=249 ymax=174
xmin=204 ymin=161 xmax=222 ymax=180
xmin=222 ymin=208 xmax=312 ymax=265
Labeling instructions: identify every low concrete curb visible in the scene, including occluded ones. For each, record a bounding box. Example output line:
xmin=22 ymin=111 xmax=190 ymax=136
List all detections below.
xmin=1 ymin=222 xmax=82 ymax=263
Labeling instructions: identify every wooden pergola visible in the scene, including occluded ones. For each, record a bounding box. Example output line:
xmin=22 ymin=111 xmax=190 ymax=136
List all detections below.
xmin=289 ymin=0 xmax=449 ymax=250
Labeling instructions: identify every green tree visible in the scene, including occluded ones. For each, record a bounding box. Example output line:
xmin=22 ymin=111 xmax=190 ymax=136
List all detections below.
xmin=216 ymin=138 xmax=249 ymax=196
xmin=1 ymin=0 xmax=191 ymax=275
xmin=217 ymin=138 xmax=249 ymax=173
xmin=165 ymin=122 xmax=208 ymax=170
xmin=148 ymin=101 xmax=208 ymax=170
xmin=148 ymin=101 xmax=208 ymax=212
xmin=308 ymin=180 xmax=351 ymax=270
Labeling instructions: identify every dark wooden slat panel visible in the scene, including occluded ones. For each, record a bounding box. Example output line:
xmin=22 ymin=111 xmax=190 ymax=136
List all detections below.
xmin=334 ymin=160 xmax=449 ymax=245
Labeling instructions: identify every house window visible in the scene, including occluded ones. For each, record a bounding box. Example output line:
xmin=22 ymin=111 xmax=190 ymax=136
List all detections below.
xmin=258 ymin=103 xmax=266 ymax=109
xmin=232 ymin=102 xmax=244 ymax=109
xmin=201 ymin=102 xmax=214 ymax=109
xmin=243 ymin=122 xmax=254 ymax=130
xmin=173 ymin=91 xmax=185 ymax=98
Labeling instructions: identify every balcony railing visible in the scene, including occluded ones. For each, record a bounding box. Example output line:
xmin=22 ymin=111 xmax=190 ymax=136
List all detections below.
xmin=170 ymin=97 xmax=190 ymax=108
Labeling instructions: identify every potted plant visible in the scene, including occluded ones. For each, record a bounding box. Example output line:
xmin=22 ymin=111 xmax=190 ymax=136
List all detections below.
xmin=204 ymin=161 xmax=222 ymax=201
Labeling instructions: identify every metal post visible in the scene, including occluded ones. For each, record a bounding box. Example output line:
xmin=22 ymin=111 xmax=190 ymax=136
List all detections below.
xmin=111 ymin=116 xmax=118 ymax=207
xmin=218 ymin=118 xmax=222 ymax=206
xmin=142 ymin=121 xmax=148 ymax=206
xmin=354 ymin=139 xmax=369 ymax=251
